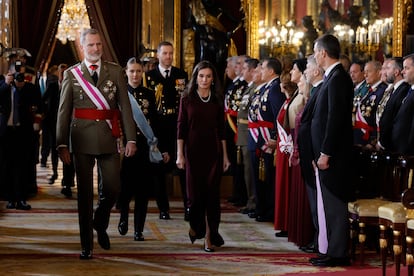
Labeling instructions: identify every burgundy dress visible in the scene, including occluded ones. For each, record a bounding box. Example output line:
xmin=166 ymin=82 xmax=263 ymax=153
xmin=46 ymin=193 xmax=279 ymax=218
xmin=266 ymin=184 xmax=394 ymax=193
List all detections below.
xmin=274 ymin=99 xmax=291 ymax=231
xmin=287 ymin=108 xmax=314 ymax=246
xmin=177 ymin=94 xmax=225 ymax=241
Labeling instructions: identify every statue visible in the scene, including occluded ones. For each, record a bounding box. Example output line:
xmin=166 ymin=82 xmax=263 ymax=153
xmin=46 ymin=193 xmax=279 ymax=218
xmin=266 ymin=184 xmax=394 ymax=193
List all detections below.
xmin=318 ymin=0 xmax=343 ymax=34
xmin=299 ymin=16 xmax=319 ymax=58
xmin=184 ymin=0 xmax=242 ymax=80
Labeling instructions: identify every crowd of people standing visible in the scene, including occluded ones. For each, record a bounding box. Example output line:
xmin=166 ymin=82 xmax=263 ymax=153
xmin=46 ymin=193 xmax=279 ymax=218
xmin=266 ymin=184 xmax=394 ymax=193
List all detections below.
xmin=2 ymin=28 xmax=414 ymax=267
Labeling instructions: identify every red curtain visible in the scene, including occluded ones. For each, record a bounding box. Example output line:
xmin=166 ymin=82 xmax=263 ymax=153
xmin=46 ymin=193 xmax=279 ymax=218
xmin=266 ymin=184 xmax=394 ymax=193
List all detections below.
xmin=13 ymin=0 xmax=140 ymax=71
xmin=85 ymin=0 xmax=141 ymax=66
xmin=13 ymin=0 xmax=63 ymax=73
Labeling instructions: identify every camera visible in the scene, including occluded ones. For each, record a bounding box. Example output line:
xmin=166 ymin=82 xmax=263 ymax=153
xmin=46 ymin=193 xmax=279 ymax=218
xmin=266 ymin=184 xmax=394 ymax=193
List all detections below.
xmin=14 ymin=60 xmax=25 ymax=82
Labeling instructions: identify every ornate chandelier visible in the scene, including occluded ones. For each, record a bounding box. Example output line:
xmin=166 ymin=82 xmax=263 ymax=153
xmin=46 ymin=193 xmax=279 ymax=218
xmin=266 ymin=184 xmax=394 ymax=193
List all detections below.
xmin=56 ymin=0 xmax=91 ymax=44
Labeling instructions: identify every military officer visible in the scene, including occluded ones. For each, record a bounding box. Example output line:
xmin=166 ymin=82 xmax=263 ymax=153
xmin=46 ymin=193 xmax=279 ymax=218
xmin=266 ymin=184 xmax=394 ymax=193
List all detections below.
xmin=144 ymin=41 xmax=188 ymax=220
xmin=56 ymin=28 xmax=137 ymax=259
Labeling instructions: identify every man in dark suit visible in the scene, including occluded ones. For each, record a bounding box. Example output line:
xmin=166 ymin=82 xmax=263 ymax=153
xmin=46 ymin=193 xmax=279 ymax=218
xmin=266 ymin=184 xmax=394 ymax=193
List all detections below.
xmin=0 ymin=63 xmax=41 ymax=210
xmin=377 ymin=57 xmax=410 ymax=150
xmin=298 ymin=54 xmax=324 ymax=253
xmin=40 ymin=65 xmax=61 ymax=184
xmin=56 ymin=28 xmax=137 ymax=259
xmin=144 ymin=41 xmax=188 ymax=220
xmin=389 ymin=54 xmax=414 ymax=155
xmin=309 ymin=34 xmax=354 ymax=267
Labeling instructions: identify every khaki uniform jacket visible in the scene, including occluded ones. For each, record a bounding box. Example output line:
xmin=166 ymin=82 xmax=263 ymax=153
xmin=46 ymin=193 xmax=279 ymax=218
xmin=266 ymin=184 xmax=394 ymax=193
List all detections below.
xmin=56 ymin=61 xmax=136 ymax=154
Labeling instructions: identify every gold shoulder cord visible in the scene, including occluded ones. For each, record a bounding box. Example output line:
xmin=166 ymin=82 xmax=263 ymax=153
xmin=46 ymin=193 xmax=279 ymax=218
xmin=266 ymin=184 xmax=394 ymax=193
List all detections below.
xmin=143 ymin=72 xmax=148 ymax=88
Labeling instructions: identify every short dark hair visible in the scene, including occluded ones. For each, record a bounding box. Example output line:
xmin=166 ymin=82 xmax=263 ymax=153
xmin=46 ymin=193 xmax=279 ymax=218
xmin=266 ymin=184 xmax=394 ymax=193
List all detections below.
xmin=390 ymin=57 xmax=403 ymax=71
xmin=245 ymin=58 xmax=259 ymax=70
xmin=351 ymin=61 xmax=365 ymax=72
xmin=157 ymin=41 xmax=173 ymax=52
xmin=403 ymin=54 xmax=414 ymax=65
xmin=315 ymin=34 xmax=341 ymax=60
xmin=263 ymin=57 xmax=282 ymax=75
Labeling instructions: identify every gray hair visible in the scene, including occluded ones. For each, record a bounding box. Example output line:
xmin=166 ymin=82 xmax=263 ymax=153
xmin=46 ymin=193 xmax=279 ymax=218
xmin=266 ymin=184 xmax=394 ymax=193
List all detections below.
xmin=80 ymin=28 xmax=100 ymax=45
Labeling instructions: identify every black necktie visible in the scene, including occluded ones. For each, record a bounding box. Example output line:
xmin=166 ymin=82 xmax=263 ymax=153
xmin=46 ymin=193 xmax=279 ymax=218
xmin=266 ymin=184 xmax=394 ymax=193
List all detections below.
xmin=165 ymin=69 xmax=169 ymax=78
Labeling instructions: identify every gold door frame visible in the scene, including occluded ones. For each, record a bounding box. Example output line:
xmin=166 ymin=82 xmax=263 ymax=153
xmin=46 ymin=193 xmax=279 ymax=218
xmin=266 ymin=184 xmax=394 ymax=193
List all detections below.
xmin=393 ymin=0 xmax=412 ymax=56
xmin=242 ymin=0 xmax=260 ymax=58
xmin=141 ymin=0 xmax=181 ymax=67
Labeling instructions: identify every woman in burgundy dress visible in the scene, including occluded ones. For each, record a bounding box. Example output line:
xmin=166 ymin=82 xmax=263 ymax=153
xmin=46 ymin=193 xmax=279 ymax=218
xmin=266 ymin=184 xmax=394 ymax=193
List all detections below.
xmin=288 ymin=73 xmax=314 ymax=247
xmin=176 ymin=60 xmax=231 ymax=252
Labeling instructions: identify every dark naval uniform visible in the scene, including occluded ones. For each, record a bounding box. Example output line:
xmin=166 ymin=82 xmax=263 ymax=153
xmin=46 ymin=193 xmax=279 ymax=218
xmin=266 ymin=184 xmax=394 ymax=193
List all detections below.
xmin=145 ymin=65 xmax=188 ymax=216
xmin=252 ymin=77 xmax=285 ymax=222
xmin=118 ymin=84 xmax=159 ymax=239
xmin=224 ymin=76 xmax=248 ymax=205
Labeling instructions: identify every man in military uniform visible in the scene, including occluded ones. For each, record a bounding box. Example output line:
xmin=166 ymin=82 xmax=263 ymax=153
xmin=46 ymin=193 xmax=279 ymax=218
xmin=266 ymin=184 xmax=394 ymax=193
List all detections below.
xmin=224 ymin=55 xmax=249 ymax=206
xmin=237 ymin=58 xmax=259 ymax=215
xmin=247 ymin=63 xmax=266 ymax=219
xmin=253 ymin=57 xmax=285 ymax=222
xmin=353 ymin=61 xmax=387 ymax=147
xmin=350 ymin=62 xmax=368 ymax=125
xmin=144 ymin=41 xmax=188 ymax=220
xmin=56 ymin=29 xmax=137 ymax=259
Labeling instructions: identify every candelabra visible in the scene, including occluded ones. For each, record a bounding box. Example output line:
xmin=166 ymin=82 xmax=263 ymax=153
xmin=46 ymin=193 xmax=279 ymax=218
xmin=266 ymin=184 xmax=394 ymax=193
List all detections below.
xmin=258 ymin=20 xmax=304 ymax=59
xmin=332 ymin=17 xmax=393 ymax=61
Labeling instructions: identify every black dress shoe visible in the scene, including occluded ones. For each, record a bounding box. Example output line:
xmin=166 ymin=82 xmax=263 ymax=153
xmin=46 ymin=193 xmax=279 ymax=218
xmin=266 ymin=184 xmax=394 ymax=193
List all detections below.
xmin=159 ymin=211 xmax=170 ymax=220
xmin=16 ymin=201 xmax=31 ymax=210
xmin=311 ymin=256 xmax=351 ymax=267
xmin=255 ymin=215 xmax=273 ymax=222
xmin=275 ymin=230 xmax=288 ymax=237
xmin=118 ymin=220 xmax=128 ymax=235
xmin=300 ymin=243 xmax=317 ymax=253
xmin=79 ymin=249 xmax=93 ymax=260
xmin=48 ymin=174 xmax=58 ymax=185
xmin=6 ymin=201 xmax=15 ymax=209
xmin=134 ymin=232 xmax=144 ymax=241
xmin=61 ymin=187 xmax=72 ymax=198
xmin=248 ymin=211 xmax=257 ymax=218
xmin=96 ymin=230 xmax=110 ymax=250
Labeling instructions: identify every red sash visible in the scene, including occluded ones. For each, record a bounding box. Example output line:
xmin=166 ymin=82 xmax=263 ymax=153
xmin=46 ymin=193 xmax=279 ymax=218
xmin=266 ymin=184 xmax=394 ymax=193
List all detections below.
xmin=74 ymin=109 xmax=121 ymax=138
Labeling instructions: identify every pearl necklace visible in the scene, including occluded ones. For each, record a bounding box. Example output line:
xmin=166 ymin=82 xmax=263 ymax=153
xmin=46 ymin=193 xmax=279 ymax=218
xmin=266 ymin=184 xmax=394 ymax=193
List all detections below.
xmin=197 ymin=90 xmax=211 ymax=103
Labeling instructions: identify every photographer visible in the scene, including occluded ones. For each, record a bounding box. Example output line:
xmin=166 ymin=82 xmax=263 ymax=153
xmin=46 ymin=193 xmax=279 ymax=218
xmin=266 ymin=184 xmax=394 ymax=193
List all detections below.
xmin=0 ymin=62 xmax=41 ymax=210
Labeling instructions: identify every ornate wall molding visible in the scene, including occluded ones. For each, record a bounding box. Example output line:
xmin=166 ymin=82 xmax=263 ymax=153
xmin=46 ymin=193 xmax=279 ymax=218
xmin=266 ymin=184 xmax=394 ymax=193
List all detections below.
xmin=393 ymin=0 xmax=412 ymax=56
xmin=242 ymin=0 xmax=259 ymax=58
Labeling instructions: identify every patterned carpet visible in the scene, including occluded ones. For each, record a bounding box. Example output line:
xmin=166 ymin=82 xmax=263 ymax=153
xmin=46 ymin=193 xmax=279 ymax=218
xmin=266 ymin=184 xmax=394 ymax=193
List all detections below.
xmin=0 ymin=161 xmax=403 ymax=275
